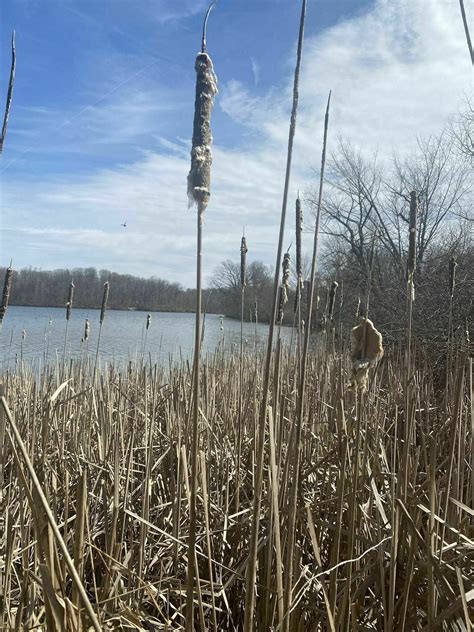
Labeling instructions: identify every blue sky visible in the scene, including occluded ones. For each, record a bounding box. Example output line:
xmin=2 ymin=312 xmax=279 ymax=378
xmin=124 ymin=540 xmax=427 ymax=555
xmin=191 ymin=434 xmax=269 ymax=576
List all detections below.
xmin=0 ymin=0 xmax=471 ymax=286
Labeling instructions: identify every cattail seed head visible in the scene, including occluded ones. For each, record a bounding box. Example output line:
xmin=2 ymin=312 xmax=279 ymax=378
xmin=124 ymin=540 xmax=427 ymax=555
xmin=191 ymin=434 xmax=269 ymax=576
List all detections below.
xmin=83 ymin=318 xmax=90 ymax=342
xmin=100 ymin=282 xmax=109 ymax=324
xmin=240 ymin=236 xmax=248 ymax=287
xmin=448 ymin=256 xmax=457 ymax=298
xmin=146 ymin=313 xmax=151 ymax=330
xmin=66 ymin=281 xmax=75 ymax=321
xmin=282 ymin=252 xmax=290 ymax=288
xmin=0 ymin=265 xmax=13 ymax=326
xmin=187 ymin=51 xmax=218 ymax=215
xmin=328 ymin=281 xmax=338 ymax=321
xmin=295 ymin=196 xmax=303 ymax=288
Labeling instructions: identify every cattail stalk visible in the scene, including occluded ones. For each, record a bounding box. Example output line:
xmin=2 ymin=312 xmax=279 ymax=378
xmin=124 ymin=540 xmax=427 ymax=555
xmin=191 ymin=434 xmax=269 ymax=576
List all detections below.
xmin=406 ymin=192 xmax=417 ymax=383
xmin=283 ymin=90 xmax=331 ymax=632
xmin=0 ymin=32 xmax=16 ymax=154
xmin=186 ymin=3 xmax=218 ymax=629
xmin=244 ymin=3 xmax=307 ymax=629
xmin=0 ymin=265 xmax=13 ymax=330
xmin=236 ymin=234 xmax=248 ymax=513
xmin=93 ymin=282 xmax=109 ymax=382
xmin=446 ymin=256 xmax=458 ymax=397
xmin=63 ymin=281 xmax=74 ymax=365
xmin=294 ymin=196 xmax=304 ymax=362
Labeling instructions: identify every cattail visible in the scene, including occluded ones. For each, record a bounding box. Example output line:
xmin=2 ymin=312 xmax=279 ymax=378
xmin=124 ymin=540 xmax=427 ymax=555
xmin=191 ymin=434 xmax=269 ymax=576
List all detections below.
xmin=21 ymin=329 xmax=26 ymax=341
xmin=0 ymin=265 xmax=13 ymax=326
xmin=100 ymin=282 xmax=109 ymax=324
xmin=355 ymin=296 xmax=361 ymax=319
xmin=146 ymin=313 xmax=151 ymax=330
xmin=277 ymin=253 xmax=291 ymax=324
xmin=349 ymin=317 xmax=384 ymax=393
xmin=83 ymin=318 xmax=90 ymax=343
xmin=328 ymin=281 xmax=338 ymax=321
xmin=295 ymin=195 xmax=303 ymax=287
xmin=448 ymin=256 xmax=457 ymax=298
xmin=240 ymin=236 xmax=248 ymax=287
xmin=66 ymin=282 xmax=75 ymax=321
xmin=187 ymin=45 xmax=218 ymax=215
xmin=0 ymin=31 xmax=16 ymax=154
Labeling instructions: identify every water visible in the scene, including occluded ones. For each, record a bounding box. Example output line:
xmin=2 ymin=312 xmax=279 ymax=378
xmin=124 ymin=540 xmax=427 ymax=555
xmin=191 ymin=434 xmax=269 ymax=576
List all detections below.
xmin=0 ymin=306 xmax=293 ymax=369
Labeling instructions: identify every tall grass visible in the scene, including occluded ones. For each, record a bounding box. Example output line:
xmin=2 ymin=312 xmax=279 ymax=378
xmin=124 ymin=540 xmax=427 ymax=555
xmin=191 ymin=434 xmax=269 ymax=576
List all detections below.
xmin=0 ymin=336 xmax=471 ymax=630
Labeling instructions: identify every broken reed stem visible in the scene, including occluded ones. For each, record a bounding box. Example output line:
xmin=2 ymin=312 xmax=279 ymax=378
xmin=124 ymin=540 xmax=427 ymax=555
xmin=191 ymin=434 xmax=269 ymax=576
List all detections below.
xmin=0 ymin=31 xmax=16 ymax=154
xmin=0 ymin=264 xmax=13 ymax=331
xmin=186 ymin=3 xmax=218 ymax=628
xmin=283 ymin=89 xmax=331 ymax=632
xmin=243 ymin=2 xmax=307 ymax=629
xmin=1 ymin=396 xmax=102 ymax=631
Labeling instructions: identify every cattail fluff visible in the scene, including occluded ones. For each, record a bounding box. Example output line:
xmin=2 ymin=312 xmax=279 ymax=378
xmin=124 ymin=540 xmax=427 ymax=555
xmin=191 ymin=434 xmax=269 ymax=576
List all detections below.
xmin=240 ymin=236 xmax=248 ymax=287
xmin=66 ymin=281 xmax=75 ymax=321
xmin=407 ymin=191 xmax=417 ymax=302
xmin=187 ymin=50 xmax=218 ymax=215
xmin=0 ymin=265 xmax=13 ymax=326
xmin=448 ymin=256 xmax=457 ymax=298
xmin=355 ymin=296 xmax=361 ymax=319
xmin=100 ymin=282 xmax=109 ymax=324
xmin=328 ymin=281 xmax=338 ymax=321
xmin=83 ymin=318 xmax=90 ymax=343
xmin=146 ymin=313 xmax=151 ymax=330
xmin=277 ymin=252 xmax=291 ymax=324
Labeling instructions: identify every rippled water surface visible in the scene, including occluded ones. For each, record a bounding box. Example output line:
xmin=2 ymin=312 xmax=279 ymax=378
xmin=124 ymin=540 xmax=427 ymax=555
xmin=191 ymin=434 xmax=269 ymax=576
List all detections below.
xmin=1 ymin=306 xmax=293 ymax=369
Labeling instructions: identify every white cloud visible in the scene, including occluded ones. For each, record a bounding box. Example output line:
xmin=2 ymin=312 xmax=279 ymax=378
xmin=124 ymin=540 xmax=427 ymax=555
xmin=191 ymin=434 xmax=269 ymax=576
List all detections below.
xmin=2 ymin=0 xmax=470 ymax=286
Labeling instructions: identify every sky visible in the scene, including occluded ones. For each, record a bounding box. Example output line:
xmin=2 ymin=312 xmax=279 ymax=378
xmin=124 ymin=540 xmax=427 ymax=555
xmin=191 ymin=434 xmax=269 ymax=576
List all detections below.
xmin=0 ymin=0 xmax=471 ymax=287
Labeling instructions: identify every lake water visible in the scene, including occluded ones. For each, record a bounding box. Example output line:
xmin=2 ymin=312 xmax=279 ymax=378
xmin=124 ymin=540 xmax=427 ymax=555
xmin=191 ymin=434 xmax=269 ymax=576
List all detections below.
xmin=0 ymin=306 xmax=293 ymax=369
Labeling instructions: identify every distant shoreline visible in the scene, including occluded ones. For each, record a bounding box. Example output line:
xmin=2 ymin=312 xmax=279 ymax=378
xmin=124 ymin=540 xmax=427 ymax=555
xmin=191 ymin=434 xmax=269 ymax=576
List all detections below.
xmin=9 ymin=303 xmax=208 ymax=315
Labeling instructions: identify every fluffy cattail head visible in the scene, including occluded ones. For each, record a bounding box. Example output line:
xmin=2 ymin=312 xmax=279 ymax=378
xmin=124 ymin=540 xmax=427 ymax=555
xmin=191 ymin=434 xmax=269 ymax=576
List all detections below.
xmin=100 ymin=282 xmax=109 ymax=324
xmin=66 ymin=281 xmax=75 ymax=321
xmin=0 ymin=265 xmax=13 ymax=326
xmin=146 ymin=313 xmax=151 ymax=330
xmin=448 ymin=256 xmax=457 ymax=298
xmin=328 ymin=281 xmax=338 ymax=321
xmin=282 ymin=252 xmax=290 ymax=288
xmin=295 ymin=195 xmax=303 ymax=288
xmin=187 ymin=51 xmax=218 ymax=215
xmin=83 ymin=318 xmax=90 ymax=342
xmin=277 ymin=253 xmax=291 ymax=324
xmin=240 ymin=236 xmax=248 ymax=287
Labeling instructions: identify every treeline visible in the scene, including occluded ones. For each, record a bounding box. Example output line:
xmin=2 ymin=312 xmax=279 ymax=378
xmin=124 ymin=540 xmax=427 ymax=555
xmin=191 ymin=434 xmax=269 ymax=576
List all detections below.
xmin=1 ymin=267 xmax=219 ymax=314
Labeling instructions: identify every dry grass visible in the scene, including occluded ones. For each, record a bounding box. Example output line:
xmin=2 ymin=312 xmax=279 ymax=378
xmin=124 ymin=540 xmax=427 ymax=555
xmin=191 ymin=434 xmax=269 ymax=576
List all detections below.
xmin=0 ymin=341 xmax=472 ymax=631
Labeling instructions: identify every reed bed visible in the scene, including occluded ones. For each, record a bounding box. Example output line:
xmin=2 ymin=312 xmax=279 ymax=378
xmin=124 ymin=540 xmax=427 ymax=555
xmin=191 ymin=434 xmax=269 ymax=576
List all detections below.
xmin=0 ymin=340 xmax=472 ymax=631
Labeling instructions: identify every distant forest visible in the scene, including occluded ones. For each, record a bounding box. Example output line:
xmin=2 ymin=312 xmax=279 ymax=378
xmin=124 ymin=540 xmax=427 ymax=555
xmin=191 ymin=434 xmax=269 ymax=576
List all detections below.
xmin=2 ymin=267 xmax=219 ymax=315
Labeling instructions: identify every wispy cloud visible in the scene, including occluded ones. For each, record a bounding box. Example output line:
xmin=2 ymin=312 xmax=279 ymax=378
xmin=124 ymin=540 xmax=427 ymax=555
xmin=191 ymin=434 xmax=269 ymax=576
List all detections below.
xmin=2 ymin=0 xmax=470 ymax=286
